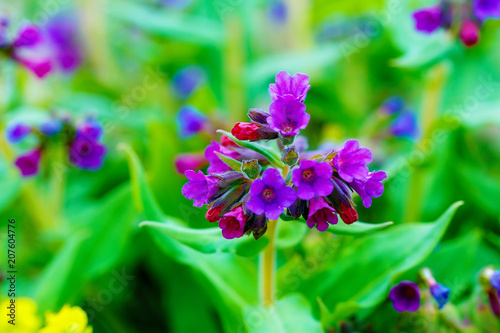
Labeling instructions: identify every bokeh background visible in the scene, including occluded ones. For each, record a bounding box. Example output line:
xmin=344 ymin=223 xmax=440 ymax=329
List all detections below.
xmin=1 ymin=0 xmax=500 ymax=332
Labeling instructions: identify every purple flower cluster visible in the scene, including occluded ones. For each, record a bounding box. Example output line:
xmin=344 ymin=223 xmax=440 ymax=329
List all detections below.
xmin=182 ymin=71 xmax=387 ymax=239
xmin=412 ymin=1 xmax=500 ymax=47
xmin=0 ymin=14 xmax=82 ymax=78
xmin=5 ymin=116 xmax=106 ymax=178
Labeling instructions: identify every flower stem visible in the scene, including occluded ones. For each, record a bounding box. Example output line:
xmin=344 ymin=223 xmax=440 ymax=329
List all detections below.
xmin=259 ymin=218 xmax=278 ymax=307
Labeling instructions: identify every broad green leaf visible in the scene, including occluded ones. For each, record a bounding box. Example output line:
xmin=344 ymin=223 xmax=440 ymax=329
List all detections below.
xmin=140 ymin=221 xmax=268 ymax=257
xmin=276 ymin=220 xmax=309 ymax=249
xmin=243 ymin=294 xmax=322 ymax=333
xmin=293 ymin=201 xmax=463 ymax=324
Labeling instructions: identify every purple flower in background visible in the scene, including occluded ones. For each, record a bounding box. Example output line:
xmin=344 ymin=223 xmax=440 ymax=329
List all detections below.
xmin=430 ymin=283 xmax=451 ymax=309
xmin=292 ymin=160 xmax=333 ymax=200
xmin=176 ymin=105 xmax=207 ymax=138
xmin=306 ymin=197 xmax=338 ymax=231
xmin=390 ymin=111 xmax=419 ymax=139
xmin=14 ymin=149 xmax=41 ymax=177
xmin=491 ymin=271 xmax=500 ymax=291
xmin=268 ymin=1 xmax=288 ymax=24
xmin=349 ymin=171 xmax=387 ymax=208
xmin=69 ymin=137 xmax=106 ymax=170
xmin=10 ymin=25 xmax=52 ymax=78
xmin=218 ymin=206 xmax=247 ymax=239
xmin=174 ymin=153 xmax=207 ymax=174
xmin=5 ymin=123 xmax=31 ymax=143
xmin=389 ymin=281 xmax=421 ymax=313
xmin=267 ymin=95 xmax=310 ymax=136
xmin=247 ymin=168 xmax=297 ymax=220
xmin=204 ymin=140 xmax=238 ymax=174
xmin=160 ymin=0 xmax=192 ymax=9
xmin=459 ymin=20 xmax=480 ymax=47
xmin=412 ymin=7 xmax=443 ymax=34
xmin=45 ymin=13 xmax=82 ymax=72
xmin=332 ymin=139 xmax=372 ymax=183
xmin=381 ymin=96 xmax=405 ymax=115
xmin=172 ymin=66 xmax=205 ymax=99
xmin=76 ymin=118 xmax=103 ymax=141
xmin=269 ymin=71 xmax=310 ymax=102
xmin=472 ymin=0 xmax=500 ymax=21
xmin=12 ymin=25 xmax=42 ymax=48
xmin=182 ymin=170 xmax=216 ymax=207
xmin=40 ymin=119 xmax=63 ymax=136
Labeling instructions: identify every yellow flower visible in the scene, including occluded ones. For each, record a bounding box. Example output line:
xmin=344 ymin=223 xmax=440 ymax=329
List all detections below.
xmin=39 ymin=305 xmax=92 ymax=333
xmin=0 ymin=297 xmax=42 ymax=333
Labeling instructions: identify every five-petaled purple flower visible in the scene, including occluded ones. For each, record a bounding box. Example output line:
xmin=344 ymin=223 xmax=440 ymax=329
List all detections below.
xmin=14 ymin=149 xmax=41 ymax=177
xmin=182 ymin=170 xmax=218 ymax=207
xmin=5 ymin=123 xmax=31 ymax=143
xmin=247 ymin=168 xmax=297 ymax=220
xmin=176 ymin=105 xmax=208 ymax=138
xmin=218 ymin=206 xmax=247 ymax=239
xmin=472 ymin=0 xmax=500 ymax=22
xmin=76 ymin=118 xmax=103 ymax=141
xmin=269 ymin=71 xmax=310 ymax=102
xmin=306 ymin=197 xmax=338 ymax=231
xmin=332 ymin=139 xmax=372 ymax=183
xmin=292 ymin=160 xmax=333 ymax=200
xmin=389 ymin=281 xmax=421 ymax=313
xmin=267 ymin=95 xmax=310 ymax=137
xmin=412 ymin=6 xmax=443 ymax=34
xmin=70 ymin=137 xmax=106 ymax=170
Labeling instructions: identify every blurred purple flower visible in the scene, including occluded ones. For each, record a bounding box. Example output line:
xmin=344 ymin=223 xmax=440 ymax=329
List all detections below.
xmin=267 ymin=95 xmax=310 ymax=137
xmin=381 ymin=96 xmax=405 ymax=115
xmin=76 ymin=118 xmax=103 ymax=141
xmin=412 ymin=7 xmax=443 ymax=34
xmin=172 ymin=66 xmax=205 ymax=99
xmin=292 ymin=160 xmax=333 ymax=200
xmin=306 ymin=197 xmax=338 ymax=231
xmin=491 ymin=271 xmax=500 ymax=291
xmin=390 ymin=111 xmax=419 ymax=139
xmin=332 ymin=139 xmax=372 ymax=183
xmin=268 ymin=1 xmax=288 ymax=24
xmin=5 ymin=123 xmax=31 ymax=143
xmin=348 ymin=171 xmax=387 ymax=208
xmin=218 ymin=206 xmax=246 ymax=239
xmin=176 ymin=105 xmax=207 ymax=138
xmin=269 ymin=71 xmax=310 ymax=102
xmin=40 ymin=119 xmax=63 ymax=136
xmin=174 ymin=153 xmax=207 ymax=174
xmin=14 ymin=149 xmax=41 ymax=177
xmin=389 ymin=281 xmax=421 ymax=313
xmin=430 ymin=283 xmax=451 ymax=309
xmin=160 ymin=0 xmax=192 ymax=9
xmin=45 ymin=13 xmax=82 ymax=72
xmin=10 ymin=25 xmax=52 ymax=78
xmin=459 ymin=20 xmax=480 ymax=47
xmin=472 ymin=0 xmax=500 ymax=21
xmin=247 ymin=168 xmax=297 ymax=220
xmin=69 ymin=137 xmax=106 ymax=170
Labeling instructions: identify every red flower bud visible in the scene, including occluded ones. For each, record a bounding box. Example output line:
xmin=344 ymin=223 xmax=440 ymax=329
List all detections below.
xmin=231 ymin=122 xmax=261 ymax=141
xmin=459 ymin=20 xmax=480 ymax=47
xmin=339 ymin=203 xmax=358 ymax=224
xmin=220 ymin=135 xmax=238 ymax=148
xmin=205 ymin=205 xmax=224 ymax=222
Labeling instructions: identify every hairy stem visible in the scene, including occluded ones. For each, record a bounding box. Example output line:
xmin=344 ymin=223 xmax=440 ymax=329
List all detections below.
xmin=259 ymin=218 xmax=278 ymax=307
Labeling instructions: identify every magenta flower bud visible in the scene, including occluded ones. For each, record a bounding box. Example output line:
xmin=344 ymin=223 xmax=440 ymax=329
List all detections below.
xmin=267 ymin=95 xmax=310 ymax=137
xmin=292 ymin=160 xmax=333 ymax=200
xmin=389 ymin=281 xmax=421 ymax=313
xmin=339 ymin=203 xmax=358 ymax=224
xmin=459 ymin=20 xmax=480 ymax=47
xmin=14 ymin=149 xmax=41 ymax=177
xmin=412 ymin=6 xmax=443 ymax=34
xmin=69 ymin=137 xmax=106 ymax=170
xmin=269 ymin=71 xmax=310 ymax=102
xmin=174 ymin=153 xmax=207 ymax=174
xmin=332 ymin=139 xmax=372 ymax=183
xmin=306 ymin=197 xmax=338 ymax=231
xmin=247 ymin=168 xmax=297 ymax=220
xmin=218 ymin=206 xmax=247 ymax=239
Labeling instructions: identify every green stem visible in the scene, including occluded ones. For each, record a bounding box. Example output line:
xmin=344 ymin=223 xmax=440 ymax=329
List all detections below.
xmin=259 ymin=219 xmax=278 ymax=307
xmin=403 ymin=63 xmax=448 ymax=222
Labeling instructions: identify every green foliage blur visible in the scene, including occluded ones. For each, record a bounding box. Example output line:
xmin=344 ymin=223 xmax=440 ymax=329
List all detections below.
xmin=1 ymin=0 xmax=500 ymax=332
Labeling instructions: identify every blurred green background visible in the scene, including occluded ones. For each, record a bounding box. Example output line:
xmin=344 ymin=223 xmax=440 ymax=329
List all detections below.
xmin=1 ymin=0 xmax=500 ymax=332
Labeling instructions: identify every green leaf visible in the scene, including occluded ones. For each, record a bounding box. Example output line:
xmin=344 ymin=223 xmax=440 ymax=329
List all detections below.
xmin=281 ymin=214 xmax=393 ymax=236
xmin=243 ymin=294 xmax=323 ymax=333
xmin=217 ymin=130 xmax=284 ymax=168
xmin=293 ymin=201 xmax=463 ymax=324
xmin=140 ymin=221 xmax=268 ymax=257
xmin=214 ymin=151 xmax=243 ymax=172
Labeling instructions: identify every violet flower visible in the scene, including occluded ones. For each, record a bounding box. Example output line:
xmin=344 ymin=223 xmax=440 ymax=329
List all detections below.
xmin=181 ymin=170 xmax=218 ymax=207
xmin=292 ymin=160 xmax=333 ymax=200
xmin=490 ymin=270 xmax=500 ymax=291
xmin=174 ymin=153 xmax=207 ymax=174
xmin=172 ymin=66 xmax=205 ymax=99
xmin=390 ymin=111 xmax=419 ymax=139
xmin=45 ymin=13 xmax=82 ymax=73
xmin=40 ymin=119 xmax=63 ymax=136
xmin=332 ymin=139 xmax=372 ymax=183
xmin=218 ymin=206 xmax=247 ymax=239
xmin=10 ymin=25 xmax=52 ymax=78
xmin=412 ymin=7 xmax=443 ymax=34
xmin=176 ymin=105 xmax=207 ymax=138
xmin=389 ymin=281 xmax=421 ymax=313
xmin=69 ymin=137 xmax=106 ymax=170
xmin=5 ymin=123 xmax=31 ymax=143
xmin=348 ymin=171 xmax=387 ymax=208
xmin=204 ymin=140 xmax=238 ymax=174
xmin=247 ymin=168 xmax=297 ymax=220
xmin=76 ymin=118 xmax=104 ymax=141
xmin=267 ymin=95 xmax=310 ymax=137
xmin=268 ymin=1 xmax=288 ymax=25
xmin=14 ymin=149 xmax=41 ymax=177
xmin=430 ymin=283 xmax=451 ymax=309
xmin=306 ymin=197 xmax=338 ymax=231
xmin=269 ymin=71 xmax=310 ymax=102
xmin=472 ymin=0 xmax=500 ymax=22
xmin=381 ymin=96 xmax=405 ymax=115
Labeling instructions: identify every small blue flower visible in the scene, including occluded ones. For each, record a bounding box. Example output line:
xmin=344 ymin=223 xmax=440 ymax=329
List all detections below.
xmin=268 ymin=1 xmax=287 ymax=24
xmin=430 ymin=283 xmax=451 ymax=309
xmin=491 ymin=270 xmax=500 ymax=291
xmin=176 ymin=105 xmax=207 ymax=138
xmin=40 ymin=119 xmax=63 ymax=136
xmin=172 ymin=66 xmax=205 ymax=99
xmin=381 ymin=96 xmax=405 ymax=115
xmin=5 ymin=123 xmax=31 ymax=143
xmin=390 ymin=111 xmax=419 ymax=139
xmin=76 ymin=118 xmax=103 ymax=141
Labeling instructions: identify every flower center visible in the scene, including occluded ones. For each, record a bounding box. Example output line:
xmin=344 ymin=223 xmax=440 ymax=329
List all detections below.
xmin=301 ymin=168 xmax=315 ymax=182
xmin=262 ymin=187 xmax=275 ymax=201
xmin=79 ymin=142 xmax=92 ymax=155
xmin=403 ymin=286 xmax=416 ymax=298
